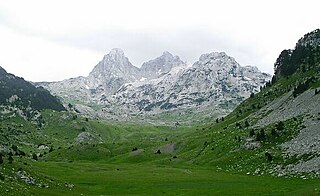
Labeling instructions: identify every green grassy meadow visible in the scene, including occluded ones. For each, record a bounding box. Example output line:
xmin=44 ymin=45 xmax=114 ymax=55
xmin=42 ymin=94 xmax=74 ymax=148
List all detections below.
xmin=28 ymin=162 xmax=320 ymax=196
xmin=1 ymin=111 xmax=319 ymax=195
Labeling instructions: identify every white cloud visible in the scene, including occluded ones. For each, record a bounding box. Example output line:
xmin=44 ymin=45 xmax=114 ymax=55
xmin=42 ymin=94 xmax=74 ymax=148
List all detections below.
xmin=0 ymin=0 xmax=319 ymax=81
xmin=0 ymin=25 xmax=101 ymax=81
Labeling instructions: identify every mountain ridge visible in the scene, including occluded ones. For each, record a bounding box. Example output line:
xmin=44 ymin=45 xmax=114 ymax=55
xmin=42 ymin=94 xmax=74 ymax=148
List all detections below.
xmin=38 ymin=50 xmax=271 ymax=123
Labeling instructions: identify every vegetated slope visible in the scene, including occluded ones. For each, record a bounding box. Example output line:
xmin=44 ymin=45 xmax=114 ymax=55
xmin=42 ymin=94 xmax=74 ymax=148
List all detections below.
xmin=184 ymin=29 xmax=320 ymax=178
xmin=38 ymin=49 xmax=270 ymax=124
xmin=0 ymin=66 xmax=65 ymax=111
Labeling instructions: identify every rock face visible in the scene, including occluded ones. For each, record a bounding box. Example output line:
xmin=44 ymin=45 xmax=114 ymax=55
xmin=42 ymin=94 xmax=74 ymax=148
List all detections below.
xmin=38 ymin=49 xmax=271 ymax=122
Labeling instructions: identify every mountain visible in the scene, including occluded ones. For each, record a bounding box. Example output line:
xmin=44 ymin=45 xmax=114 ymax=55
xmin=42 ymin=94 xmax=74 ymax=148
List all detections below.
xmin=202 ymin=29 xmax=320 ymax=177
xmin=107 ymin=52 xmax=270 ymax=120
xmin=0 ymin=66 xmax=65 ymax=111
xmin=38 ymin=49 xmax=271 ymax=123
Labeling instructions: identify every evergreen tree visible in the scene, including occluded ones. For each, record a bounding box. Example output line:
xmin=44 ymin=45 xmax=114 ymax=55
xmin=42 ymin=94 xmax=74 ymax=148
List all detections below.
xmin=8 ymin=155 xmax=13 ymax=164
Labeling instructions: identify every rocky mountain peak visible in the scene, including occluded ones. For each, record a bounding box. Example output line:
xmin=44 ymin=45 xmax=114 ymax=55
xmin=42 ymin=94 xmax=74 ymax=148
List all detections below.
xmin=105 ymin=48 xmax=126 ymax=61
xmin=194 ymin=52 xmax=239 ymax=74
xmin=86 ymin=48 xmax=140 ymax=95
xmin=89 ymin=48 xmax=138 ymax=77
xmin=199 ymin=52 xmax=229 ymax=61
xmin=161 ymin=51 xmax=174 ymax=58
xmin=140 ymin=51 xmax=185 ymax=79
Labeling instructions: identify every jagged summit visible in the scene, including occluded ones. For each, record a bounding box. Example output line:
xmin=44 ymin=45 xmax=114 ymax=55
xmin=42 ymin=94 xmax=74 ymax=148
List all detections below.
xmin=109 ymin=48 xmax=125 ymax=55
xmin=199 ymin=51 xmax=229 ymax=61
xmin=193 ymin=52 xmax=240 ymax=76
xmin=103 ymin=48 xmax=126 ymax=62
xmin=140 ymin=51 xmax=185 ymax=79
xmin=87 ymin=48 xmax=140 ymax=95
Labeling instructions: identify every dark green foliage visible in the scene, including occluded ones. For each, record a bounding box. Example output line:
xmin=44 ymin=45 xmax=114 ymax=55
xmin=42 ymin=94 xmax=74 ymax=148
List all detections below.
xmin=271 ymin=129 xmax=278 ymax=137
xmin=293 ymin=82 xmax=308 ymax=97
xmin=0 ymin=66 xmax=65 ymax=111
xmin=274 ymin=29 xmax=320 ymax=78
xmin=271 ymin=75 xmax=277 ymax=84
xmin=32 ymin=153 xmax=38 ymax=161
xmin=292 ymin=77 xmax=315 ymax=97
xmin=249 ymin=129 xmax=255 ymax=137
xmin=235 ymin=122 xmax=242 ymax=129
xmin=0 ymin=173 xmax=4 ymax=181
xmin=276 ymin=121 xmax=285 ymax=130
xmin=274 ymin=49 xmax=293 ymax=76
xmin=15 ymin=150 xmax=26 ymax=156
xmin=256 ymin=129 xmax=266 ymax=141
xmin=265 ymin=152 xmax=273 ymax=162
xmin=11 ymin=144 xmax=18 ymax=151
xmin=244 ymin=120 xmax=250 ymax=128
xmin=0 ymin=155 xmax=3 ymax=164
xmin=81 ymin=127 xmax=86 ymax=132
xmin=155 ymin=150 xmax=161 ymax=154
xmin=8 ymin=155 xmax=13 ymax=163
xmin=250 ymin=93 xmax=255 ymax=98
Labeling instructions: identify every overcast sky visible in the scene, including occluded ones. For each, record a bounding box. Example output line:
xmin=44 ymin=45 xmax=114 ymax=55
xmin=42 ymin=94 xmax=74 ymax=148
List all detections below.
xmin=0 ymin=0 xmax=319 ymax=82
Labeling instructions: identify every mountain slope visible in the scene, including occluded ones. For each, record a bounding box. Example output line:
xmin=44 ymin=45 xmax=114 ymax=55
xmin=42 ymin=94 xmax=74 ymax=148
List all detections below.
xmin=190 ymin=29 xmax=320 ymax=177
xmin=0 ymin=66 xmax=65 ymax=111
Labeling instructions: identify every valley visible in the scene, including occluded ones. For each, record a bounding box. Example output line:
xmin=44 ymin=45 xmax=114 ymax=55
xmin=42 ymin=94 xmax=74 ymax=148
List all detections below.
xmin=0 ymin=29 xmax=320 ymax=195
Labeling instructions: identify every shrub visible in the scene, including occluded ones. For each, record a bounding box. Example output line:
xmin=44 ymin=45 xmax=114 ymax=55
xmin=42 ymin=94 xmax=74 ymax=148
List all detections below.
xmin=32 ymin=153 xmax=38 ymax=161
xmin=276 ymin=121 xmax=285 ymax=130
xmin=256 ymin=129 xmax=266 ymax=141
xmin=0 ymin=174 xmax=4 ymax=181
xmin=8 ymin=155 xmax=13 ymax=163
xmin=249 ymin=129 xmax=255 ymax=137
xmin=11 ymin=145 xmax=18 ymax=152
xmin=155 ymin=150 xmax=161 ymax=154
xmin=245 ymin=120 xmax=250 ymax=127
xmin=265 ymin=152 xmax=273 ymax=162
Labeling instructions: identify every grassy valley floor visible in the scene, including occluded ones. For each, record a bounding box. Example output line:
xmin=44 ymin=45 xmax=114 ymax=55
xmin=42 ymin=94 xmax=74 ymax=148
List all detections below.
xmin=24 ymin=161 xmax=320 ymax=195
